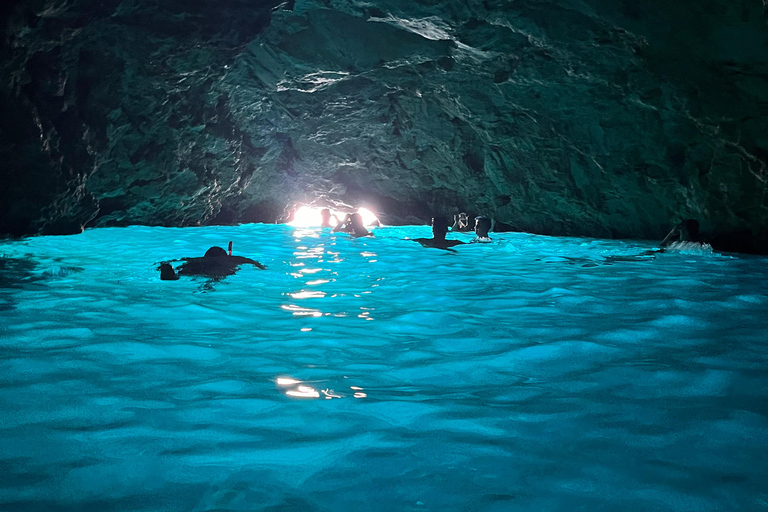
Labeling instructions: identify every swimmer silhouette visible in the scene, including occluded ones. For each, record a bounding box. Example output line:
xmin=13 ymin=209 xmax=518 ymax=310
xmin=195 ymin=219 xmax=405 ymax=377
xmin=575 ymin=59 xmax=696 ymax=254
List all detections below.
xmin=333 ymin=213 xmax=354 ymax=233
xmin=452 ymin=212 xmax=472 ymax=232
xmin=602 ymin=221 xmax=703 ymax=263
xmin=159 ymin=242 xmax=265 ymax=281
xmin=334 ymin=213 xmax=371 ymax=237
xmin=320 ymin=208 xmax=338 ymax=228
xmin=413 ymin=216 xmax=466 ymax=250
xmin=661 ymin=219 xmax=702 ymax=247
xmin=471 ymin=216 xmax=492 ymax=243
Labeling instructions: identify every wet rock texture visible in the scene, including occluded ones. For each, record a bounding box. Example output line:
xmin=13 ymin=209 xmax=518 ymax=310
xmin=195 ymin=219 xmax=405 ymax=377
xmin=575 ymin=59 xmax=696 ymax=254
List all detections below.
xmin=1 ymin=0 xmax=767 ymax=251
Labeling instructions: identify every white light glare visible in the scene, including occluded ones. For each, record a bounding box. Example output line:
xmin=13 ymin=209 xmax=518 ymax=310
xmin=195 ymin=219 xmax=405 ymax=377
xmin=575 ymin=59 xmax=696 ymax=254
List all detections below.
xmin=288 ymin=206 xmax=323 ymax=227
xmin=289 ymin=205 xmax=380 ymax=227
xmin=286 ymin=385 xmax=320 ymax=398
xmin=357 ymin=207 xmax=380 ymax=226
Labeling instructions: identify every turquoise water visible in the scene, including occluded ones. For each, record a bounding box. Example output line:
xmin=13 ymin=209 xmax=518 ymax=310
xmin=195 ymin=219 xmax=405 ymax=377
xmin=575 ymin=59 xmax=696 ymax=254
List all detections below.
xmin=1 ymin=224 xmax=767 ymax=511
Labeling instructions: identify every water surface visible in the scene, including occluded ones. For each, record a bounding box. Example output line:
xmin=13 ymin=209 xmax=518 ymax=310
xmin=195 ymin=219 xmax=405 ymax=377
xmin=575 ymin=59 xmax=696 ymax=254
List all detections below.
xmin=1 ymin=225 xmax=767 ymax=511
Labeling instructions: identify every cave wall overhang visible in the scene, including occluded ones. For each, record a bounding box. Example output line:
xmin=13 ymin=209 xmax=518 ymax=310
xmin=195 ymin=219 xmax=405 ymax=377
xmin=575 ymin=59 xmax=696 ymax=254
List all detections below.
xmin=1 ymin=0 xmax=767 ymax=253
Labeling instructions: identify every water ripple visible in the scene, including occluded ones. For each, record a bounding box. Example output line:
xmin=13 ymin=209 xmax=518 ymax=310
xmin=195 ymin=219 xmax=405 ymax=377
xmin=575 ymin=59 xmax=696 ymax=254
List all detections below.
xmin=0 ymin=225 xmax=767 ymax=510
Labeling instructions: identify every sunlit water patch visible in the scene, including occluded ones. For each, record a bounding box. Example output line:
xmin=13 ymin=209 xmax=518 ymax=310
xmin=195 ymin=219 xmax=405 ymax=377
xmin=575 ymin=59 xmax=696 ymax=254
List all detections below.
xmin=1 ymin=224 xmax=767 ymax=511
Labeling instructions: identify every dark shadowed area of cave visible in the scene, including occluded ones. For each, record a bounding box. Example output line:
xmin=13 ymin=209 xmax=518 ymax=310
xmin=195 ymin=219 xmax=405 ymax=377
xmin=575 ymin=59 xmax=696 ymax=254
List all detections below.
xmin=1 ymin=0 xmax=767 ymax=252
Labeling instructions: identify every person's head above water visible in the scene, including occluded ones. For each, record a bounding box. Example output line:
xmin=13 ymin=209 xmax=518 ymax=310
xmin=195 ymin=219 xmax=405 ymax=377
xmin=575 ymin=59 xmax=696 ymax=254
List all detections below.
xmin=452 ymin=212 xmax=472 ymax=232
xmin=432 ymin=216 xmax=450 ymax=240
xmin=411 ymin=215 xmax=465 ymax=250
xmin=332 ymin=213 xmax=354 ymax=233
xmin=350 ymin=213 xmax=364 ymax=229
xmin=320 ymin=208 xmax=333 ymax=227
xmin=344 ymin=213 xmax=370 ymax=237
xmin=474 ymin=216 xmax=491 ymax=238
xmin=204 ymin=246 xmax=228 ymax=258
xmin=661 ymin=218 xmax=702 ymax=247
xmin=681 ymin=219 xmax=700 ymax=241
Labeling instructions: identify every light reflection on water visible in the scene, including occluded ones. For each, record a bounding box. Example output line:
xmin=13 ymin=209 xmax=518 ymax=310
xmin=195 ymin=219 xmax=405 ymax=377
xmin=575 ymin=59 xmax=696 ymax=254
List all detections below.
xmin=288 ymin=290 xmax=327 ymax=299
xmin=0 ymin=224 xmax=767 ymax=511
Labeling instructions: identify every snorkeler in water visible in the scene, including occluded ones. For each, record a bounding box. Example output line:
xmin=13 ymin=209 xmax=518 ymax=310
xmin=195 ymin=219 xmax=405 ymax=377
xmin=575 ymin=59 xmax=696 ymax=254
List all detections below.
xmin=159 ymin=241 xmax=265 ymax=281
xmin=471 ymin=216 xmax=493 ymax=243
xmin=413 ymin=216 xmax=466 ymax=250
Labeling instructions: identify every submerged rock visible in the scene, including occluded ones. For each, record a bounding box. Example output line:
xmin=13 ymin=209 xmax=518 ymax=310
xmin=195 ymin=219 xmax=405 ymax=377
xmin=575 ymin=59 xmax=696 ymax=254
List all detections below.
xmin=1 ymin=0 xmax=767 ymax=252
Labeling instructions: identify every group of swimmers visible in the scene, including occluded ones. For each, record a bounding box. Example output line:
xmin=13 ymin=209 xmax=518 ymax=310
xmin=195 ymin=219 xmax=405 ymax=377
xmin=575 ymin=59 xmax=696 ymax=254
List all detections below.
xmin=159 ymin=209 xmax=494 ymax=280
xmin=413 ymin=215 xmax=492 ymax=250
xmin=325 ymin=210 xmax=372 ymax=237
xmin=158 ymin=210 xmax=704 ymax=281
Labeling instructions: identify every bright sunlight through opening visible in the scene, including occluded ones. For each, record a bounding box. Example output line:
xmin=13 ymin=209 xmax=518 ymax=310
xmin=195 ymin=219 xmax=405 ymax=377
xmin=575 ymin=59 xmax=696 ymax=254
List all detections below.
xmin=288 ymin=206 xmax=380 ymax=227
xmin=357 ymin=207 xmax=379 ymax=226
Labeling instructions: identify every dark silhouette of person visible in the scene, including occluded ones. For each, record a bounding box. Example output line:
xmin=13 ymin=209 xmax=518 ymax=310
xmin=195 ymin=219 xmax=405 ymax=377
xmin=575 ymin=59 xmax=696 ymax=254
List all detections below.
xmin=413 ymin=216 xmax=466 ymax=250
xmin=159 ymin=242 xmax=265 ymax=280
xmin=333 ymin=213 xmax=354 ymax=233
xmin=471 ymin=216 xmax=492 ymax=243
xmin=349 ymin=213 xmax=371 ymax=237
xmin=452 ymin=212 xmax=472 ymax=232
xmin=333 ymin=213 xmax=371 ymax=237
xmin=660 ymin=219 xmax=702 ymax=247
xmin=320 ymin=208 xmax=338 ymax=228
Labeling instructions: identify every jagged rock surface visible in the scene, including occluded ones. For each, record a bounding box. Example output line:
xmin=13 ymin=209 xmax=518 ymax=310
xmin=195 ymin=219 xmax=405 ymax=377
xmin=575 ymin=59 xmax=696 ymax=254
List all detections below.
xmin=1 ymin=0 xmax=767 ymax=252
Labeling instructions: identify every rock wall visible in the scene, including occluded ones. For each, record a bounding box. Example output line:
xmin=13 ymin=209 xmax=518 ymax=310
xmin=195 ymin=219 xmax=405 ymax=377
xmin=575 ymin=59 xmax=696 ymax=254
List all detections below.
xmin=1 ymin=0 xmax=767 ymax=252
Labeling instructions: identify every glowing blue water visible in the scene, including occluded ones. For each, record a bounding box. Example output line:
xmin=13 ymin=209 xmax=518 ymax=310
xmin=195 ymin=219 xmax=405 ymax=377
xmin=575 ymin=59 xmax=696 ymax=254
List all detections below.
xmin=1 ymin=224 xmax=767 ymax=511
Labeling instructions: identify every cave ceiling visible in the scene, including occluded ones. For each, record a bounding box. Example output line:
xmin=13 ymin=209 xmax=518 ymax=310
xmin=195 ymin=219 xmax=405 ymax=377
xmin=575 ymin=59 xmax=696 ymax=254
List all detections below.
xmin=1 ymin=0 xmax=767 ymax=252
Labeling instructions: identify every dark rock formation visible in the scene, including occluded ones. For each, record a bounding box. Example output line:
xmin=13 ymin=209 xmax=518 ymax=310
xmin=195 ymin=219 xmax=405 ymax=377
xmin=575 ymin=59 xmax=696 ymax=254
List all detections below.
xmin=1 ymin=0 xmax=767 ymax=252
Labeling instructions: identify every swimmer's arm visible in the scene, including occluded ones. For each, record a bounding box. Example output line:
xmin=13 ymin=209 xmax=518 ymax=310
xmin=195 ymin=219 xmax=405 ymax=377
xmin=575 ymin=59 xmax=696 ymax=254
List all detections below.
xmin=230 ymin=256 xmax=266 ymax=270
xmin=660 ymin=227 xmax=680 ymax=247
xmin=237 ymin=257 xmax=267 ymax=270
xmin=412 ymin=239 xmax=459 ymax=252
